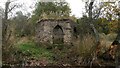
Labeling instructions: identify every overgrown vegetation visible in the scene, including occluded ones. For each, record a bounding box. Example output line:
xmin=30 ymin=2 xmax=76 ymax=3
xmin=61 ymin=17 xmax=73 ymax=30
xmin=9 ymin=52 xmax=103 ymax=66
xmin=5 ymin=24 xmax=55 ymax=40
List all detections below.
xmin=16 ymin=42 xmax=54 ymax=60
xmin=2 ymin=0 xmax=120 ymax=67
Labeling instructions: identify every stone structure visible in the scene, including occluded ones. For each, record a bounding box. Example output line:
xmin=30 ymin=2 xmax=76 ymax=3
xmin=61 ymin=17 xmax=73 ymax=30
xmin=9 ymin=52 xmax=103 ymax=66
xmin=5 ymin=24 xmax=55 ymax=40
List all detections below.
xmin=36 ymin=19 xmax=77 ymax=45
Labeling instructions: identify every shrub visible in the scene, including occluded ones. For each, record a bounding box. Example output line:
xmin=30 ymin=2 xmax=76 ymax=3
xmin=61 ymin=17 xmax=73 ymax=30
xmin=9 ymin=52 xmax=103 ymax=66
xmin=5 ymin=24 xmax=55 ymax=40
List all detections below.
xmin=75 ymin=35 xmax=96 ymax=62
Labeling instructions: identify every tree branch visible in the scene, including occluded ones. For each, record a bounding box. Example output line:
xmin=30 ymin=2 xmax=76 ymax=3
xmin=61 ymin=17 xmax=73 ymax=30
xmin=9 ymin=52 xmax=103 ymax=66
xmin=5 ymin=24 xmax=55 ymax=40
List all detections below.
xmin=8 ymin=5 xmax=17 ymax=13
xmin=93 ymin=9 xmax=101 ymax=19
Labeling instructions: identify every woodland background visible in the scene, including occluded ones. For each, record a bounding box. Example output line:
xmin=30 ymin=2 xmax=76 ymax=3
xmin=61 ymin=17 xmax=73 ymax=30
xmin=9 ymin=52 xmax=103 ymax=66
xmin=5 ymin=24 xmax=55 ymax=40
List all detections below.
xmin=1 ymin=0 xmax=120 ymax=67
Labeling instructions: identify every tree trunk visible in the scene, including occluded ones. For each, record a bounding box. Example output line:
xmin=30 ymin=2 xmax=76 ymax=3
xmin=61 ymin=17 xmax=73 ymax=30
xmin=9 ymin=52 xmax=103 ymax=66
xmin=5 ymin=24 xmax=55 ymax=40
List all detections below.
xmin=2 ymin=1 xmax=10 ymax=46
xmin=88 ymin=2 xmax=100 ymax=67
xmin=89 ymin=2 xmax=100 ymax=45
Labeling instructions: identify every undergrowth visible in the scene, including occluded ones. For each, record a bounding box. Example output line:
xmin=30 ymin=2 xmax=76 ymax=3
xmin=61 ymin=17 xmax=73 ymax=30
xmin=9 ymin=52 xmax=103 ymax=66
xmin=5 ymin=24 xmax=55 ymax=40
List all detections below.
xmin=15 ymin=41 xmax=54 ymax=62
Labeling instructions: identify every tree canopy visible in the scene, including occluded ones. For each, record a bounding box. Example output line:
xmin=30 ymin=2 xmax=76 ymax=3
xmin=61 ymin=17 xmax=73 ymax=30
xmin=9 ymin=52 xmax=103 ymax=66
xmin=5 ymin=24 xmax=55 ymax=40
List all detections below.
xmin=31 ymin=1 xmax=71 ymax=23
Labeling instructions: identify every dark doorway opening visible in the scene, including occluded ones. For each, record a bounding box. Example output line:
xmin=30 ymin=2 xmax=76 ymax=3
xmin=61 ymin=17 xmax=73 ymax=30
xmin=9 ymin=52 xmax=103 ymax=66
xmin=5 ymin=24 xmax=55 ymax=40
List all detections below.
xmin=74 ymin=27 xmax=78 ymax=38
xmin=53 ymin=25 xmax=64 ymax=44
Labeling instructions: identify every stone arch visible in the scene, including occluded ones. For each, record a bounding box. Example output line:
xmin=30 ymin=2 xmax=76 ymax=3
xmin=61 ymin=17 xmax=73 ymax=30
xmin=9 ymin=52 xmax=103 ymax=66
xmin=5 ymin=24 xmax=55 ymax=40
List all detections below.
xmin=53 ymin=25 xmax=64 ymax=44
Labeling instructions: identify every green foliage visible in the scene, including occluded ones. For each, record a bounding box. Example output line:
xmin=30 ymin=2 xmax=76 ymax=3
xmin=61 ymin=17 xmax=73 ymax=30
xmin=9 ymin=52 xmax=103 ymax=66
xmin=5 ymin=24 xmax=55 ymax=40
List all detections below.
xmin=95 ymin=18 xmax=118 ymax=34
xmin=77 ymin=16 xmax=94 ymax=36
xmin=95 ymin=18 xmax=109 ymax=34
xmin=31 ymin=1 xmax=71 ymax=23
xmin=11 ymin=11 xmax=35 ymax=37
xmin=16 ymin=41 xmax=54 ymax=60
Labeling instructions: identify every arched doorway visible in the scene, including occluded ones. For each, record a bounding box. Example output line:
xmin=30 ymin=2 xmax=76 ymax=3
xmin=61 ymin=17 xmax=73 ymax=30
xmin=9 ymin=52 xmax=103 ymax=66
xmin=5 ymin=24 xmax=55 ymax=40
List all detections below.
xmin=53 ymin=25 xmax=64 ymax=44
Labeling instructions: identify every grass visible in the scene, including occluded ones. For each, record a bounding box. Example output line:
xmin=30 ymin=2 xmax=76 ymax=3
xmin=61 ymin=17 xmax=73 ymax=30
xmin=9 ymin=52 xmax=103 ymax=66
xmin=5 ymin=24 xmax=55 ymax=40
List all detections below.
xmin=11 ymin=33 xmax=118 ymax=66
xmin=16 ymin=41 xmax=54 ymax=61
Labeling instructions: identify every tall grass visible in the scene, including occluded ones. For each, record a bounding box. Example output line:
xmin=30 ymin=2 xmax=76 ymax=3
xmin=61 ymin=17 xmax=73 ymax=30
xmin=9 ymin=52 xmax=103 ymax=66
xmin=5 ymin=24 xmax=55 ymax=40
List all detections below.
xmin=68 ymin=34 xmax=97 ymax=65
xmin=74 ymin=35 xmax=96 ymax=58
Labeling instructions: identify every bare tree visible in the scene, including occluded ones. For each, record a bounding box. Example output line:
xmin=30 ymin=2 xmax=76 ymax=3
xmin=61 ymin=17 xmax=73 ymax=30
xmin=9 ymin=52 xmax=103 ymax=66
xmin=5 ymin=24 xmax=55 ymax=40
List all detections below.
xmin=2 ymin=0 xmax=11 ymax=45
xmin=88 ymin=1 xmax=100 ymax=44
xmin=87 ymin=1 xmax=101 ymax=67
xmin=83 ymin=0 xmax=100 ymax=45
xmin=2 ymin=0 xmax=18 ymax=46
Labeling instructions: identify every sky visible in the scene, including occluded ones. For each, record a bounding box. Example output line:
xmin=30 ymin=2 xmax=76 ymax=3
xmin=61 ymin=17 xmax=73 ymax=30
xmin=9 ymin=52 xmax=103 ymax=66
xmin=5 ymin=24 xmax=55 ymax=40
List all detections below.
xmin=66 ymin=0 xmax=85 ymax=17
xmin=0 ymin=0 xmax=86 ymax=18
xmin=0 ymin=0 xmax=118 ymax=18
xmin=0 ymin=0 xmax=119 ymax=18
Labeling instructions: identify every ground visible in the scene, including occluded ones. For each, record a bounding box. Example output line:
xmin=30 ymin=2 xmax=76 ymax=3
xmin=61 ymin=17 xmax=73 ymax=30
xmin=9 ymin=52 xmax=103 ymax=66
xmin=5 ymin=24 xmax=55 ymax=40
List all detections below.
xmin=2 ymin=33 xmax=120 ymax=67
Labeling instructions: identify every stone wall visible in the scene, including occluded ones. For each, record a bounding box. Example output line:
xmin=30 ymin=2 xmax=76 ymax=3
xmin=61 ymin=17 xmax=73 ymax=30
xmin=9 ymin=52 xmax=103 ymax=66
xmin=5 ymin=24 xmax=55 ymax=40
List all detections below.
xmin=36 ymin=19 xmax=77 ymax=45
